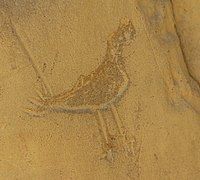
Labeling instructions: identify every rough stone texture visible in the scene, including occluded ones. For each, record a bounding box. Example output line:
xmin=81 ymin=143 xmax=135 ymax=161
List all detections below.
xmin=0 ymin=1 xmax=200 ymax=179
xmin=173 ymin=0 xmax=200 ymax=84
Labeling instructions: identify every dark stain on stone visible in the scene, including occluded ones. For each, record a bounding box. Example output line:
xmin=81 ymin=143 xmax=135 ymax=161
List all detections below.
xmin=0 ymin=0 xmax=38 ymax=22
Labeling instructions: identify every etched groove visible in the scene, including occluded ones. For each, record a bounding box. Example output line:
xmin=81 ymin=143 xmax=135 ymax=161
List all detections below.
xmin=9 ymin=18 xmax=53 ymax=96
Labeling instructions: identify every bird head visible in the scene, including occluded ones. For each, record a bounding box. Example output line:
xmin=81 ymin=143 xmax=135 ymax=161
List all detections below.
xmin=118 ymin=17 xmax=136 ymax=46
xmin=106 ymin=18 xmax=136 ymax=60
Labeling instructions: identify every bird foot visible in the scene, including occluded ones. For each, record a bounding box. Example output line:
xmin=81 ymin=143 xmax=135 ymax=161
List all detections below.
xmin=118 ymin=131 xmax=136 ymax=157
xmin=123 ymin=139 xmax=135 ymax=157
xmin=100 ymin=147 xmax=116 ymax=163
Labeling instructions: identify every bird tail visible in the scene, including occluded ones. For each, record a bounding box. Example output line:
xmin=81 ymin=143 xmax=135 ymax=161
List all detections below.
xmin=23 ymin=88 xmax=51 ymax=117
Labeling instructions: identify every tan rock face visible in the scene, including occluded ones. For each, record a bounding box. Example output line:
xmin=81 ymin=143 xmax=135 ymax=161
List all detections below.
xmin=0 ymin=0 xmax=200 ymax=179
xmin=172 ymin=0 xmax=200 ymax=84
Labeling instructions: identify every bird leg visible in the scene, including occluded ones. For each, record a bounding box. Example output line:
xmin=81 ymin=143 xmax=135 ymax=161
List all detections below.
xmin=110 ymin=104 xmax=124 ymax=136
xmin=96 ymin=110 xmax=117 ymax=162
xmin=110 ymin=104 xmax=134 ymax=155
xmin=96 ymin=110 xmax=109 ymax=144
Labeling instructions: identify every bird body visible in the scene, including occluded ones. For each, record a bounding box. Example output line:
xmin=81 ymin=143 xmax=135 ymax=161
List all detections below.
xmin=37 ymin=18 xmax=136 ymax=114
xmin=43 ymin=58 xmax=130 ymax=113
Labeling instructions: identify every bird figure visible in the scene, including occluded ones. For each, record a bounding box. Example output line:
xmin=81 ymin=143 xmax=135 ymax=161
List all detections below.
xmin=26 ymin=17 xmax=136 ymax=158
